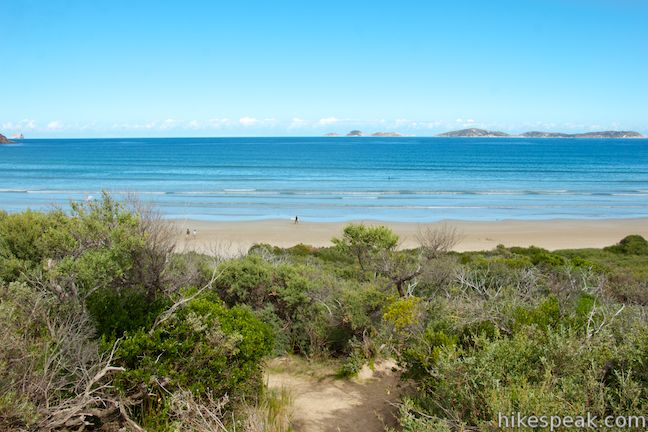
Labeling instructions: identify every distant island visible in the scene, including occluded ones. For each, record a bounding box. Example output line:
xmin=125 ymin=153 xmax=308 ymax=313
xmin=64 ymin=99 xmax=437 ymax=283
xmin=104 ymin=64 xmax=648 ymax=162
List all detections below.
xmin=325 ymin=130 xmax=404 ymax=137
xmin=371 ymin=132 xmax=403 ymax=137
xmin=522 ymin=130 xmax=644 ymax=138
xmin=0 ymin=133 xmax=13 ymax=144
xmin=438 ymin=128 xmax=644 ymax=138
xmin=439 ymin=128 xmax=509 ymax=137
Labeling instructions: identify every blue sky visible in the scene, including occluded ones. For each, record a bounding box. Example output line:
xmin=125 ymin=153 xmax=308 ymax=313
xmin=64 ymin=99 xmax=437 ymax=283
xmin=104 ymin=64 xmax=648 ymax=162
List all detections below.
xmin=1 ymin=0 xmax=647 ymax=137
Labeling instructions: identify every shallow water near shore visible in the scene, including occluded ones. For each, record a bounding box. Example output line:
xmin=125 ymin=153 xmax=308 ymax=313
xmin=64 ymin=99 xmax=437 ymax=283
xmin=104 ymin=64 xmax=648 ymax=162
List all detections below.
xmin=1 ymin=136 xmax=648 ymax=221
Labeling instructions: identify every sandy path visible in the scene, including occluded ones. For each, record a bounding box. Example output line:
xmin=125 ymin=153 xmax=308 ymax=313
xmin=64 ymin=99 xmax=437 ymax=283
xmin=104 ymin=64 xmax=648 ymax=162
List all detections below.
xmin=266 ymin=360 xmax=403 ymax=432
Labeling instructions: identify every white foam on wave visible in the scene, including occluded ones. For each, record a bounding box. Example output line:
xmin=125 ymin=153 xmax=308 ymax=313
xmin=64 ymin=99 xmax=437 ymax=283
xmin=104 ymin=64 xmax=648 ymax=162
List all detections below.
xmin=25 ymin=189 xmax=86 ymax=194
xmin=612 ymin=193 xmax=648 ymax=196
xmin=474 ymin=191 xmax=525 ymax=195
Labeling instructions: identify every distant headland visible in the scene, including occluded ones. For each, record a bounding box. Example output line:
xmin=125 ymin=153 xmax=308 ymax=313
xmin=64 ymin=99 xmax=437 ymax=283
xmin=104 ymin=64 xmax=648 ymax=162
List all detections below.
xmin=0 ymin=133 xmax=14 ymax=144
xmin=325 ymin=128 xmax=644 ymax=138
xmin=438 ymin=128 xmax=509 ymax=137
xmin=325 ymin=130 xmax=404 ymax=137
xmin=438 ymin=128 xmax=644 ymax=138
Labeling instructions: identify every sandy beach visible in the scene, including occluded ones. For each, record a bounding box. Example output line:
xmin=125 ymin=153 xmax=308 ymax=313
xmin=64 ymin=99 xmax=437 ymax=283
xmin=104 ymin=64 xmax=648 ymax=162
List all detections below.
xmin=172 ymin=218 xmax=648 ymax=255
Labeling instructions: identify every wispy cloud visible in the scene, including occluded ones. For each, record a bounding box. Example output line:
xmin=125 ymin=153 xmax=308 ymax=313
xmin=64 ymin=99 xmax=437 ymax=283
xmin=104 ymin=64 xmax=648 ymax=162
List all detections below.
xmin=208 ymin=118 xmax=233 ymax=128
xmin=159 ymin=119 xmax=177 ymax=129
xmin=2 ymin=119 xmax=38 ymax=130
xmin=289 ymin=117 xmax=307 ymax=129
xmin=239 ymin=116 xmax=258 ymax=126
xmin=2 ymin=116 xmax=640 ymax=136
xmin=318 ymin=117 xmax=340 ymax=126
xmin=47 ymin=121 xmax=63 ymax=130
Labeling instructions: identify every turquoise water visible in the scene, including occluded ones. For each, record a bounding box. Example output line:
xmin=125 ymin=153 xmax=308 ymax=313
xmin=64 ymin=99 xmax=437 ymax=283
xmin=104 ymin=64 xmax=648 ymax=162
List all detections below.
xmin=1 ymin=137 xmax=648 ymax=222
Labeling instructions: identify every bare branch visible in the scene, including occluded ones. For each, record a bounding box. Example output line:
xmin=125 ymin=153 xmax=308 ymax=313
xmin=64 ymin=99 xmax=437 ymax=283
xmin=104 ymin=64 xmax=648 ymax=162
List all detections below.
xmin=417 ymin=223 xmax=462 ymax=259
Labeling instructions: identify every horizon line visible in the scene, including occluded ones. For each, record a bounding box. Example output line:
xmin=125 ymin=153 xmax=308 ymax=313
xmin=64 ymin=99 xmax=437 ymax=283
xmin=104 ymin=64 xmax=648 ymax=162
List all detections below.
xmin=5 ymin=134 xmax=647 ymax=140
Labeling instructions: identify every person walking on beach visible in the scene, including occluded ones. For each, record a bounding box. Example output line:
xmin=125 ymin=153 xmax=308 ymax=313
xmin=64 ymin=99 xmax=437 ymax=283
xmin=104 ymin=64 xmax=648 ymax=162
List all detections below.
xmin=186 ymin=228 xmax=190 ymax=237
xmin=294 ymin=216 xmax=299 ymax=224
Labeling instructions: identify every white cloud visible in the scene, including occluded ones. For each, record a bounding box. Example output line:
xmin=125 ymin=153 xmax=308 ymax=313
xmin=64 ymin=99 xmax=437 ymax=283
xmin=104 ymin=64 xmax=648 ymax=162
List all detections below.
xmin=47 ymin=121 xmax=62 ymax=130
xmin=78 ymin=122 xmax=96 ymax=130
xmin=110 ymin=121 xmax=157 ymax=130
xmin=239 ymin=116 xmax=258 ymax=126
xmin=421 ymin=120 xmax=444 ymax=129
xmin=451 ymin=118 xmax=482 ymax=129
xmin=3 ymin=119 xmax=38 ymax=130
xmin=318 ymin=117 xmax=339 ymax=126
xmin=392 ymin=119 xmax=449 ymax=129
xmin=208 ymin=118 xmax=232 ymax=128
xmin=7 ymin=117 xmax=627 ymax=136
xmin=394 ymin=118 xmax=418 ymax=128
xmin=289 ymin=117 xmax=307 ymax=129
xmin=159 ymin=119 xmax=177 ymax=129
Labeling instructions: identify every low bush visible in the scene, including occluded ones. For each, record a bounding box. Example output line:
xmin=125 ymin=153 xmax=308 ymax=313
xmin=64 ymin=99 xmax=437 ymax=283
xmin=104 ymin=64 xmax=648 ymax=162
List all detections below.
xmin=3 ymin=203 xmax=648 ymax=431
xmin=605 ymin=234 xmax=648 ymax=255
xmin=115 ymin=292 xmax=274 ymax=426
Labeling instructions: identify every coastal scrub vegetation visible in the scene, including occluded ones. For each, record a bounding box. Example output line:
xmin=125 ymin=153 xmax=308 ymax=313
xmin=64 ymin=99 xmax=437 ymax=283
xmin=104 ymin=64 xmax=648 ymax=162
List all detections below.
xmin=1 ymin=194 xmax=647 ymax=431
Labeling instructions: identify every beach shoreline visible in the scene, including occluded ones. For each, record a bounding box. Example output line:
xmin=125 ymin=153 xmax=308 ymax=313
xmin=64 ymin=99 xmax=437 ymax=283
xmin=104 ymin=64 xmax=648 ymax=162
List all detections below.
xmin=172 ymin=217 xmax=648 ymax=255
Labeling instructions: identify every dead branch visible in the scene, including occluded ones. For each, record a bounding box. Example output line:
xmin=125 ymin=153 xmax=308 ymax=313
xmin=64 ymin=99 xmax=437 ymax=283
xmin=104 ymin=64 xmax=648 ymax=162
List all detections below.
xmin=417 ymin=223 xmax=462 ymax=259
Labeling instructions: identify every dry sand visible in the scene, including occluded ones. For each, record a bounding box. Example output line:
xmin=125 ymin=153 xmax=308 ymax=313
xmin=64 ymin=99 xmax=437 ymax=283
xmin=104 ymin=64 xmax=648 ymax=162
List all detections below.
xmin=173 ymin=218 xmax=648 ymax=255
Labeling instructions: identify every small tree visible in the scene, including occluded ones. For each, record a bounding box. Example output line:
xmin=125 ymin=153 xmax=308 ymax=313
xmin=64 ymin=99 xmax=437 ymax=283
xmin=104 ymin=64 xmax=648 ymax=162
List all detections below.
xmin=379 ymin=224 xmax=460 ymax=297
xmin=417 ymin=223 xmax=461 ymax=259
xmin=376 ymin=249 xmax=422 ymax=297
xmin=333 ymin=224 xmax=399 ymax=271
xmin=333 ymin=224 xmax=459 ymax=297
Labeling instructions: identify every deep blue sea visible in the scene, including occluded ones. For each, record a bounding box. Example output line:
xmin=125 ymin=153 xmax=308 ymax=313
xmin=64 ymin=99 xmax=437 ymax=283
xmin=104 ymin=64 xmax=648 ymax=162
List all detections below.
xmin=1 ymin=137 xmax=648 ymax=222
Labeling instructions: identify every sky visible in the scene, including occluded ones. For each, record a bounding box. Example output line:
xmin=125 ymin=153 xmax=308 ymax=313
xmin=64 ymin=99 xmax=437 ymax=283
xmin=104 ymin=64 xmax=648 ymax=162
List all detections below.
xmin=1 ymin=0 xmax=647 ymax=138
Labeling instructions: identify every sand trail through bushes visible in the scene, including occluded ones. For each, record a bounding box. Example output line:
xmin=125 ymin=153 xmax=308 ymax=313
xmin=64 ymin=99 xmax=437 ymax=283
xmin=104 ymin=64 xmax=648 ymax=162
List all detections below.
xmin=266 ymin=358 xmax=403 ymax=432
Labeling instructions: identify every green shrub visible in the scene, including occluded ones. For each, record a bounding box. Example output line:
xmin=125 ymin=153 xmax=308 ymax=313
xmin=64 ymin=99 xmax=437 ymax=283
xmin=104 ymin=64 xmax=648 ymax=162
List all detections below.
xmin=339 ymin=283 xmax=387 ymax=333
xmin=383 ymin=296 xmax=422 ymax=330
xmin=286 ymin=243 xmax=318 ymax=256
xmin=401 ymin=322 xmax=648 ymax=429
xmin=512 ymin=296 xmax=561 ymax=331
xmin=389 ymin=399 xmax=453 ymax=432
xmin=0 ymin=209 xmax=72 ymax=282
xmin=459 ymin=320 xmax=499 ymax=348
xmin=336 ymin=350 xmax=366 ymax=378
xmin=87 ymin=288 xmax=170 ymax=338
xmin=214 ymin=256 xmax=317 ymax=353
xmin=332 ymin=223 xmax=399 ymax=271
xmin=605 ymin=234 xmax=648 ymax=255
xmin=115 ymin=293 xmax=273 ymax=421
xmin=509 ymin=246 xmax=566 ymax=267
xmin=215 ymin=255 xmax=276 ymax=308
xmin=400 ymin=323 xmax=458 ymax=382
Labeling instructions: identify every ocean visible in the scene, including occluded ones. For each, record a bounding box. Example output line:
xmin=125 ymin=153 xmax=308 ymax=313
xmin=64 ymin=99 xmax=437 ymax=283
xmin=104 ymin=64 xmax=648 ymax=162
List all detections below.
xmin=1 ymin=137 xmax=647 ymax=222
